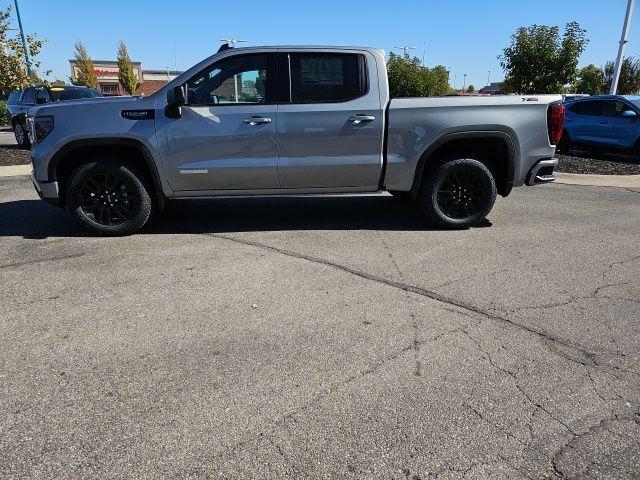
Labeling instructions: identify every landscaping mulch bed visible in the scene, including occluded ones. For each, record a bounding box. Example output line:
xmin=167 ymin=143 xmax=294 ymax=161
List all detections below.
xmin=0 ymin=145 xmax=31 ymax=167
xmin=557 ymin=152 xmax=640 ymax=175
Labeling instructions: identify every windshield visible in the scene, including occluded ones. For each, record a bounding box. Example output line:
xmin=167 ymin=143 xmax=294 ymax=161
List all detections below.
xmin=631 ymin=100 xmax=640 ymax=108
xmin=49 ymin=87 xmax=102 ymax=101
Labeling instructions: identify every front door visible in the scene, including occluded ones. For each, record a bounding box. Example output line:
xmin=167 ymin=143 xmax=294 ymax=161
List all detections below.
xmin=276 ymin=51 xmax=384 ymax=189
xmin=155 ymin=53 xmax=280 ymax=192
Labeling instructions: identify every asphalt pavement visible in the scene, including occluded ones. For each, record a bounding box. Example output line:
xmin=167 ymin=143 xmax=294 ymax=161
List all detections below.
xmin=1 ymin=175 xmax=639 ymax=479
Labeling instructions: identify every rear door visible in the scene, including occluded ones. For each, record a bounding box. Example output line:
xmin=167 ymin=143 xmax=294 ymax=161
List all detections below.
xmin=276 ymin=50 xmax=384 ymax=189
xmin=566 ymin=100 xmax=604 ymax=146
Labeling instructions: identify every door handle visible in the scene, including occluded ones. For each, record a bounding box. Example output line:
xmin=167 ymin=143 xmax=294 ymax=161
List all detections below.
xmin=349 ymin=114 xmax=376 ymax=124
xmin=243 ymin=116 xmax=272 ymax=125
xmin=598 ymin=120 xmax=608 ymax=124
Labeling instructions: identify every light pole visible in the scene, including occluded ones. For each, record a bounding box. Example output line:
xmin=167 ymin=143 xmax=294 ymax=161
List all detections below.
xmin=610 ymin=0 xmax=636 ymax=94
xmin=487 ymin=70 xmax=491 ymax=87
xmin=462 ymin=74 xmax=467 ymax=92
xmin=13 ymin=0 xmax=32 ymax=78
xmin=453 ymin=74 xmax=457 ymax=91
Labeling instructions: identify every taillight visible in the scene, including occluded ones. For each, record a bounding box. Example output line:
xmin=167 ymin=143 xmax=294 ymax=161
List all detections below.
xmin=547 ymin=104 xmax=564 ymax=146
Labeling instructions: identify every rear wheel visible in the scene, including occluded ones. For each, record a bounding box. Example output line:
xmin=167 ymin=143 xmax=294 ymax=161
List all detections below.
xmin=66 ymin=158 xmax=153 ymax=235
xmin=417 ymin=158 xmax=496 ymax=228
xmin=13 ymin=122 xmax=30 ymax=149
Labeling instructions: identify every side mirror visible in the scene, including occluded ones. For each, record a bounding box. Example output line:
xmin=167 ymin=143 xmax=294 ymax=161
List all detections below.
xmin=622 ymin=110 xmax=637 ymax=118
xmin=165 ymin=85 xmax=186 ymax=118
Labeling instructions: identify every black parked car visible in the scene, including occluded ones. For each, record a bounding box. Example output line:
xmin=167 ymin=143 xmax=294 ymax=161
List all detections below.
xmin=7 ymin=84 xmax=102 ymax=148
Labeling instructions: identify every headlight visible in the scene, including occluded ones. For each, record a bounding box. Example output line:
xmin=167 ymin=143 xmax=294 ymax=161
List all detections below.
xmin=31 ymin=115 xmax=54 ymax=146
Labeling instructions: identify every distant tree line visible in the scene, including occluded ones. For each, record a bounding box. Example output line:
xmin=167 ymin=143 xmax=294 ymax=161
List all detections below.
xmin=387 ymin=52 xmax=450 ymax=98
xmin=72 ymin=40 xmax=139 ymax=95
xmin=499 ymin=21 xmax=640 ymax=95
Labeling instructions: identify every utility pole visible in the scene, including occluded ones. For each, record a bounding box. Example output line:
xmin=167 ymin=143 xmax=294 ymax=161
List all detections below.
xmin=610 ymin=0 xmax=635 ymax=94
xmin=393 ymin=45 xmax=416 ymax=57
xmin=13 ymin=0 xmax=32 ymax=78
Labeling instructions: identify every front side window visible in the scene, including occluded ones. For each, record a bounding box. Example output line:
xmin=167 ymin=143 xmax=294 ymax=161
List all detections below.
xmin=187 ymin=54 xmax=269 ymax=106
xmin=569 ymin=101 xmax=603 ymax=116
xmin=36 ymin=88 xmax=49 ymax=104
xmin=289 ymin=53 xmax=366 ymax=103
xmin=603 ymin=101 xmax=633 ymax=117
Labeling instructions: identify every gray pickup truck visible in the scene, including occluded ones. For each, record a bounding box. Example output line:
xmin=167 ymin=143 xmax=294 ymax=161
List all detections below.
xmin=28 ymin=45 xmax=564 ymax=235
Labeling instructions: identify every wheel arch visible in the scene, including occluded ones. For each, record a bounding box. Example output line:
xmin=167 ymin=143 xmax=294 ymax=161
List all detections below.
xmin=48 ymin=138 xmax=165 ymax=211
xmin=410 ymin=130 xmax=518 ymax=198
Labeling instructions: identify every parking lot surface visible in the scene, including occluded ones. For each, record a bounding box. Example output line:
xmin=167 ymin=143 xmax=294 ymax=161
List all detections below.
xmin=1 ymin=175 xmax=639 ymax=479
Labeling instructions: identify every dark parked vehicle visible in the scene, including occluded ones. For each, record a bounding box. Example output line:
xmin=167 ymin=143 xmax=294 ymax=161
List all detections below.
xmin=7 ymin=85 xmax=102 ymax=148
xmin=560 ymin=95 xmax=640 ymax=157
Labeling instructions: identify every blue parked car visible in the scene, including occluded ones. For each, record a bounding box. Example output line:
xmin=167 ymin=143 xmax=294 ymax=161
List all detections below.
xmin=559 ymin=95 xmax=640 ymax=157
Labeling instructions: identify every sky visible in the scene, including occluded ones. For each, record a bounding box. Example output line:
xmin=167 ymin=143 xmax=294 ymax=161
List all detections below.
xmin=3 ymin=0 xmax=639 ymax=90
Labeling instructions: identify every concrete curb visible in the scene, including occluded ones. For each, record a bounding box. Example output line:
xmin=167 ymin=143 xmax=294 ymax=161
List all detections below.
xmin=555 ymin=172 xmax=640 ymax=188
xmin=0 ymin=164 xmax=31 ymax=177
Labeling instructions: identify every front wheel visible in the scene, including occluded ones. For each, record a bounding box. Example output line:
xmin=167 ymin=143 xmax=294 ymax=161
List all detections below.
xmin=66 ymin=159 xmax=153 ymax=235
xmin=417 ymin=158 xmax=496 ymax=228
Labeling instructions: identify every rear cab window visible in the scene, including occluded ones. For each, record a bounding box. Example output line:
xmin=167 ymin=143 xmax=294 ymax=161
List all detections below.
xmin=288 ymin=53 xmax=367 ymax=103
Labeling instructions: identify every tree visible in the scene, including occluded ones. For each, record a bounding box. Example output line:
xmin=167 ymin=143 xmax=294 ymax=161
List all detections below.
xmin=117 ymin=40 xmax=138 ymax=95
xmin=499 ymin=22 xmax=588 ymax=94
xmin=467 ymin=85 xmax=475 ymax=93
xmin=0 ymin=6 xmax=48 ymax=96
xmin=386 ymin=52 xmax=450 ymax=97
xmin=71 ymin=41 xmax=98 ymax=88
xmin=603 ymin=57 xmax=640 ymax=95
xmin=574 ymin=64 xmax=605 ymax=95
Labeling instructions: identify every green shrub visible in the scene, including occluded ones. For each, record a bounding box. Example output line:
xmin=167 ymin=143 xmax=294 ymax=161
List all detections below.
xmin=0 ymin=100 xmax=9 ymax=126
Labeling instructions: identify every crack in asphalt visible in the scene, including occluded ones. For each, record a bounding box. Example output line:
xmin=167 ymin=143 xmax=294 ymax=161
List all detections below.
xmin=191 ymin=231 xmax=640 ymax=474
xmin=550 ymin=411 xmax=640 ymax=479
xmin=0 ymin=252 xmax=85 ymax=269
xmin=207 ymin=232 xmax=601 ymax=371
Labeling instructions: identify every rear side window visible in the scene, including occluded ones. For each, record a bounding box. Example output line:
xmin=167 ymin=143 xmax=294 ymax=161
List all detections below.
xmin=289 ymin=53 xmax=366 ymax=103
xmin=569 ymin=101 xmax=603 ymax=116
xmin=7 ymin=91 xmax=22 ymax=104
xmin=22 ymin=88 xmax=36 ymax=104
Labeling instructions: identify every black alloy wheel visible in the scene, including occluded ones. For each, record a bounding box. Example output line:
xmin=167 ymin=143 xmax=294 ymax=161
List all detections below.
xmin=418 ymin=158 xmax=497 ymax=228
xmin=435 ymin=170 xmax=488 ymax=220
xmin=77 ymin=172 xmax=137 ymax=226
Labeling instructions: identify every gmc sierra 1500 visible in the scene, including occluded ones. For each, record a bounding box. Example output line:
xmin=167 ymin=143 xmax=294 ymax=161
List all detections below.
xmin=28 ymin=45 xmax=564 ymax=235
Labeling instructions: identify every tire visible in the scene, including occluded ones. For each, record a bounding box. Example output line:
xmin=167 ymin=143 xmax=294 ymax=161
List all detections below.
xmin=13 ymin=121 xmax=31 ymax=149
xmin=417 ymin=158 xmax=497 ymax=229
xmin=388 ymin=190 xmax=412 ymax=201
xmin=65 ymin=158 xmax=153 ymax=236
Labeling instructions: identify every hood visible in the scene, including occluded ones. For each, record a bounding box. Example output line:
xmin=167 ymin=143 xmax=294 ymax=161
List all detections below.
xmin=27 ymin=96 xmax=153 ymax=117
